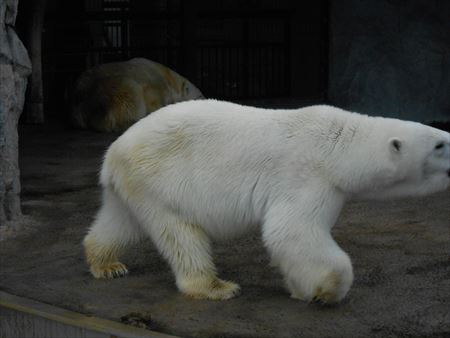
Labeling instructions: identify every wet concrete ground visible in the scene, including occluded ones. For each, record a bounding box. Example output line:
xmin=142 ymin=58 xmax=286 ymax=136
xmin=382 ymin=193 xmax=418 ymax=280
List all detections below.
xmin=0 ymin=122 xmax=449 ymax=338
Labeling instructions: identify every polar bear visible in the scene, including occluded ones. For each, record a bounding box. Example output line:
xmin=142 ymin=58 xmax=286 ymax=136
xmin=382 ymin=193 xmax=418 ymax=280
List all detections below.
xmin=83 ymin=100 xmax=450 ymax=303
xmin=70 ymin=58 xmax=203 ymax=132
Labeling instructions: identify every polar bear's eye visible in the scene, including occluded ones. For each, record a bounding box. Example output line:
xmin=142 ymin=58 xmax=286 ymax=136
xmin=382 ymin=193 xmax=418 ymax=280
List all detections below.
xmin=435 ymin=142 xmax=444 ymax=150
xmin=390 ymin=138 xmax=402 ymax=152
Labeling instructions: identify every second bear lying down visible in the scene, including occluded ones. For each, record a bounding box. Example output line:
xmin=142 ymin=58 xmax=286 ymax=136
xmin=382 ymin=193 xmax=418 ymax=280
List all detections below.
xmin=70 ymin=58 xmax=203 ymax=132
xmin=83 ymin=100 xmax=450 ymax=303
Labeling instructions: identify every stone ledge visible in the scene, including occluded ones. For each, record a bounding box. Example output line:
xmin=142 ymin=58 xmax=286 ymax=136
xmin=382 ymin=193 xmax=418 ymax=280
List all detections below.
xmin=0 ymin=291 xmax=179 ymax=338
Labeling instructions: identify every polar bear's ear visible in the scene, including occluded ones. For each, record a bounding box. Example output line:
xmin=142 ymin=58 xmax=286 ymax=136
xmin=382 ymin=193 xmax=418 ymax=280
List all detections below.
xmin=389 ymin=138 xmax=402 ymax=153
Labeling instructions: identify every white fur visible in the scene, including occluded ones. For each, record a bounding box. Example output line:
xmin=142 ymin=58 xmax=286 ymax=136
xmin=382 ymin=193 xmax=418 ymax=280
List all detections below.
xmin=83 ymin=100 xmax=450 ymax=302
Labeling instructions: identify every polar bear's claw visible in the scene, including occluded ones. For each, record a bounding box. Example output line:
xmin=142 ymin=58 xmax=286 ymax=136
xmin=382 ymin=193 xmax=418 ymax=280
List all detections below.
xmin=311 ymin=290 xmax=338 ymax=305
xmin=90 ymin=262 xmax=129 ymax=279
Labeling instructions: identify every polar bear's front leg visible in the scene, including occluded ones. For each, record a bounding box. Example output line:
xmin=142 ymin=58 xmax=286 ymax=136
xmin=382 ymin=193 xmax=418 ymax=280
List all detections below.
xmin=281 ymin=233 xmax=353 ymax=304
xmin=266 ymin=228 xmax=353 ymax=304
xmin=263 ymin=191 xmax=353 ymax=304
xmin=144 ymin=216 xmax=240 ymax=300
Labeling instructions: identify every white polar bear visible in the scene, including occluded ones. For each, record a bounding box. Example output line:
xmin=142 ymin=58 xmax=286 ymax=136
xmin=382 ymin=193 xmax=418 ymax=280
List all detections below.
xmin=83 ymin=100 xmax=450 ymax=303
xmin=70 ymin=58 xmax=204 ymax=132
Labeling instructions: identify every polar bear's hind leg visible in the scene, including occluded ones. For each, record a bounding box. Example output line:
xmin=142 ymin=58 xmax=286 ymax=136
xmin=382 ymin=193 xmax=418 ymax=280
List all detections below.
xmin=83 ymin=186 xmax=143 ymax=279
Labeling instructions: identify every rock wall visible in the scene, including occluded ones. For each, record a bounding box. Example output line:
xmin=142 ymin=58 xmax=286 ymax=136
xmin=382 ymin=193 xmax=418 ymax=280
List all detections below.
xmin=328 ymin=0 xmax=450 ymax=122
xmin=0 ymin=0 xmax=31 ymax=226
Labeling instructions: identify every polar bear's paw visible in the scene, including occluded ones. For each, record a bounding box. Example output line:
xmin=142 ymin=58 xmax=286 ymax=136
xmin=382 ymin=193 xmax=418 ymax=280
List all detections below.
xmin=178 ymin=276 xmax=241 ymax=300
xmin=90 ymin=262 xmax=129 ymax=279
xmin=311 ymin=270 xmax=352 ymax=304
xmin=311 ymin=285 xmax=341 ymax=304
xmin=289 ymin=270 xmax=351 ymax=304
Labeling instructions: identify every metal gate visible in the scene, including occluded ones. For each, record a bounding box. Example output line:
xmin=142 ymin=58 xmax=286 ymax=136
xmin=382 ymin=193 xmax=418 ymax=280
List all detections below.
xmin=42 ymin=0 xmax=326 ymax=112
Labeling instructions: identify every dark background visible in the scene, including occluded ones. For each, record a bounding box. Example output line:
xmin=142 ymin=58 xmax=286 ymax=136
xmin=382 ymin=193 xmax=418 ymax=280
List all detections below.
xmin=17 ymin=0 xmax=450 ymax=123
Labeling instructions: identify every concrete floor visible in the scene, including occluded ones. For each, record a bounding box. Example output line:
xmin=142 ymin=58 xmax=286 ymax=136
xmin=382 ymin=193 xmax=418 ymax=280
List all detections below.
xmin=0 ymin=122 xmax=449 ymax=338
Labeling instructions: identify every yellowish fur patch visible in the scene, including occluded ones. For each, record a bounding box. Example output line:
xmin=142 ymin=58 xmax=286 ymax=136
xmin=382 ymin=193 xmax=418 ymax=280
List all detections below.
xmin=178 ymin=275 xmax=241 ymax=300
xmin=312 ymin=271 xmax=341 ymax=303
xmin=110 ymin=127 xmax=193 ymax=198
xmin=143 ymin=85 xmax=163 ymax=112
xmin=88 ymin=79 xmax=142 ymax=132
xmin=83 ymin=235 xmax=128 ymax=279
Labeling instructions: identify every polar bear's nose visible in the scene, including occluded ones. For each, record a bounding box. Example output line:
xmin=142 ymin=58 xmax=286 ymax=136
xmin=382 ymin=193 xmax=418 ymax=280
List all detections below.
xmin=447 ymin=169 xmax=450 ymax=177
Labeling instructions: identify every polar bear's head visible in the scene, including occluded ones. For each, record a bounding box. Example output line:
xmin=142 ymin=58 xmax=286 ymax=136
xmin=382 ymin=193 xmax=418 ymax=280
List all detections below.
xmin=330 ymin=118 xmax=450 ymax=200
xmin=178 ymin=79 xmax=205 ymax=101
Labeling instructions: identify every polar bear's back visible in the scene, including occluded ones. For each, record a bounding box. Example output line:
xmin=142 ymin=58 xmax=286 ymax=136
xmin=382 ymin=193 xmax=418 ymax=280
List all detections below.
xmin=102 ymin=100 xmax=353 ymax=190
xmin=116 ymin=99 xmax=278 ymax=150
xmin=103 ymin=100 xmax=281 ymax=184
xmin=75 ymin=58 xmax=165 ymax=90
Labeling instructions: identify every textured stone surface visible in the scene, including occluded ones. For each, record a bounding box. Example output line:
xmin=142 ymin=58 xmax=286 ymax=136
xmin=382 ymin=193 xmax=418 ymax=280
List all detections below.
xmin=329 ymin=0 xmax=450 ymax=122
xmin=0 ymin=0 xmax=31 ymax=226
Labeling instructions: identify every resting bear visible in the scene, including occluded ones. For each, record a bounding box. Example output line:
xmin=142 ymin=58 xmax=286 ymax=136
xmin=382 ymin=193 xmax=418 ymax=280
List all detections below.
xmin=70 ymin=58 xmax=203 ymax=132
xmin=83 ymin=100 xmax=450 ymax=303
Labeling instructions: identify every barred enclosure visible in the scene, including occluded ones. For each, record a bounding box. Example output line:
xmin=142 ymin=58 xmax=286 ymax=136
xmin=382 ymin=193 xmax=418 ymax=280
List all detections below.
xmin=41 ymin=0 xmax=328 ymax=113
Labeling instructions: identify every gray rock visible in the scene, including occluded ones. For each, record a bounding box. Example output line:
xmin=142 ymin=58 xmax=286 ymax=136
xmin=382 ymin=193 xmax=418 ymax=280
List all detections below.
xmin=0 ymin=0 xmax=32 ymax=226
